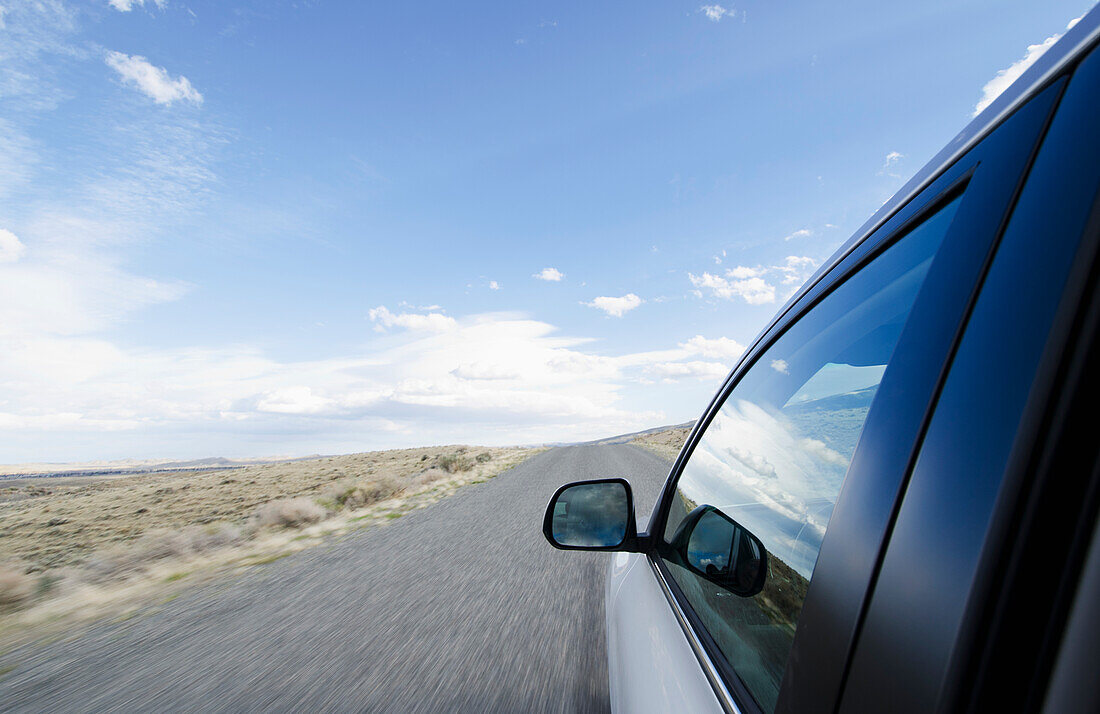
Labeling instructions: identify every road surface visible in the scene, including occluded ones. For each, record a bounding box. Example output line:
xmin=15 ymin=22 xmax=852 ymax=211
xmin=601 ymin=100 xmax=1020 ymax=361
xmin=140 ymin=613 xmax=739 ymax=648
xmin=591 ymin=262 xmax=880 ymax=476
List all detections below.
xmin=0 ymin=444 xmax=672 ymax=713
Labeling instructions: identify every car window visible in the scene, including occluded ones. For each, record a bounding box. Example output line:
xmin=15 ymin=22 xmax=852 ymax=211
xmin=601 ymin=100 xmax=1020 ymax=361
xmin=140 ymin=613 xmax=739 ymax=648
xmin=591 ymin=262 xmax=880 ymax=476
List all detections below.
xmin=657 ymin=195 xmax=962 ymax=713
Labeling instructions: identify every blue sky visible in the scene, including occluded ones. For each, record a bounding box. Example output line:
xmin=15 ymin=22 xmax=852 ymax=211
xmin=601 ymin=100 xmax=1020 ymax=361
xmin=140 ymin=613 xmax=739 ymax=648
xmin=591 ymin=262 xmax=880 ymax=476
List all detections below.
xmin=0 ymin=0 xmax=1092 ymax=462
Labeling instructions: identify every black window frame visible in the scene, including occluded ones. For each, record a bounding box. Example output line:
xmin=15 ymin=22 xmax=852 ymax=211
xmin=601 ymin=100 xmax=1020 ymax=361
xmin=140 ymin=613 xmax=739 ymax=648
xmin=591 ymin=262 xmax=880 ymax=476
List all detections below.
xmin=642 ymin=77 xmax=1067 ymax=714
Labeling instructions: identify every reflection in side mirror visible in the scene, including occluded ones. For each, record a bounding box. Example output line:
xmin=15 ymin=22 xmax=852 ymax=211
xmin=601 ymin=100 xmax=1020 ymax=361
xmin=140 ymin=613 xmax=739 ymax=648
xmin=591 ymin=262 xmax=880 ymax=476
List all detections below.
xmin=543 ymin=478 xmax=636 ymax=551
xmin=670 ymin=505 xmax=767 ymax=597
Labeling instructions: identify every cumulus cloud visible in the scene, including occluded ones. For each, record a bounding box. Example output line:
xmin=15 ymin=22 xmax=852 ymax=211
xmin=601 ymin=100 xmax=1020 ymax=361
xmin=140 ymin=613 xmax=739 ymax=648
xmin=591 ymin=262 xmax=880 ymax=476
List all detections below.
xmin=689 ymin=271 xmax=775 ymax=304
xmin=699 ymin=4 xmax=731 ymax=21
xmin=973 ymin=15 xmax=1083 ymax=117
xmin=691 ymin=255 xmax=818 ymax=304
xmin=489 ymin=280 xmax=500 ymax=290
xmin=584 ymin=293 xmax=643 ymax=317
xmin=680 ymin=335 xmax=745 ymax=360
xmin=0 ymin=278 xmax=764 ymax=459
xmin=774 ymin=255 xmax=818 ymax=285
xmin=533 ymin=267 xmax=564 ymax=282
xmin=369 ymin=305 xmax=456 ymax=332
xmin=770 ymin=359 xmax=789 ymax=374
xmin=783 ymin=228 xmax=812 ymax=242
xmin=105 ymin=51 xmax=203 ymax=105
xmin=0 ymin=229 xmax=26 ymax=263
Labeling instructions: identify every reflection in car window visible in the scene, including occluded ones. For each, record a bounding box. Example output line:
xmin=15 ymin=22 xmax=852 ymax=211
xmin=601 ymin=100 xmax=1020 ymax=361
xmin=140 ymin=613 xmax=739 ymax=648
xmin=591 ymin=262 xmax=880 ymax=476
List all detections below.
xmin=658 ymin=196 xmax=961 ymax=713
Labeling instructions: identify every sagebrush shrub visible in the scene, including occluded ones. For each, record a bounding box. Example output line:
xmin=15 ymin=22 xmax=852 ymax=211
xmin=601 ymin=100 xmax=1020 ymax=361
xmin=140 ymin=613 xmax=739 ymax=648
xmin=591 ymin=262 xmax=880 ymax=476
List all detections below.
xmin=437 ymin=454 xmax=473 ymax=473
xmin=252 ymin=498 xmax=326 ymax=529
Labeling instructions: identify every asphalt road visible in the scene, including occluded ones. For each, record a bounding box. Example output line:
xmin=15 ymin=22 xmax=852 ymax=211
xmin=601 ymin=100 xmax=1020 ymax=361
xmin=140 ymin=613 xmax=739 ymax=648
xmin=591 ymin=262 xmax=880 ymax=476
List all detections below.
xmin=0 ymin=444 xmax=672 ymax=713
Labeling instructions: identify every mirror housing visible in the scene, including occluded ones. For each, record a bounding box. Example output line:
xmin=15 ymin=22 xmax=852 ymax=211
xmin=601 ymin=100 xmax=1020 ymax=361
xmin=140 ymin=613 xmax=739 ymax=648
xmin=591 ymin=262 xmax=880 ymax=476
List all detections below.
xmin=542 ymin=478 xmax=647 ymax=552
xmin=669 ymin=504 xmax=768 ymax=597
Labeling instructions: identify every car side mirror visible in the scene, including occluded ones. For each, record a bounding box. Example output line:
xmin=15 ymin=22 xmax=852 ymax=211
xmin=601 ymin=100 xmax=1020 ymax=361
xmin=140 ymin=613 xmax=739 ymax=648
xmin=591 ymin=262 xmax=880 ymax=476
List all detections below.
xmin=542 ymin=478 xmax=642 ymax=552
xmin=669 ymin=504 xmax=767 ymax=597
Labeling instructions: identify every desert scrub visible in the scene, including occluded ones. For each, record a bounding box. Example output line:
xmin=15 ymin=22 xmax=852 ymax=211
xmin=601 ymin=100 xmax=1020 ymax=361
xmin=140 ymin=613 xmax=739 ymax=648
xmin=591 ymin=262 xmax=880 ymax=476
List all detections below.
xmin=322 ymin=476 xmax=403 ymax=510
xmin=83 ymin=524 xmax=243 ymax=583
xmin=0 ymin=564 xmax=35 ymax=611
xmin=407 ymin=467 xmax=448 ymax=488
xmin=437 ymin=453 xmax=474 ymax=473
xmin=252 ymin=498 xmax=326 ymax=529
xmin=475 ymin=451 xmax=492 ymax=463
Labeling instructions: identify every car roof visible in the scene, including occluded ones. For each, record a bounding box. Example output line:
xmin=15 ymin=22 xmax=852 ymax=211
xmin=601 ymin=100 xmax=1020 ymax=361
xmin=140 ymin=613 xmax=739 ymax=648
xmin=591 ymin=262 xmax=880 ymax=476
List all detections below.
xmin=759 ymin=5 xmax=1100 ymax=347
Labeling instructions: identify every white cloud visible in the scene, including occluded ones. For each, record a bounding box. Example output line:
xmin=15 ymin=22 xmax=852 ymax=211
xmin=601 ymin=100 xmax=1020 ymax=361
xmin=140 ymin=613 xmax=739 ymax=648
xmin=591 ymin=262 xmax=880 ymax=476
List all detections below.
xmin=680 ymin=335 xmax=745 ymax=360
xmin=883 ymin=151 xmax=903 ymax=169
xmin=0 ymin=229 xmax=26 ymax=263
xmin=770 ymin=359 xmax=789 ymax=374
xmin=105 ymin=51 xmax=202 ymax=105
xmin=533 ymin=267 xmax=564 ymax=282
xmin=256 ymin=386 xmax=333 ymax=415
xmin=689 ymin=271 xmax=775 ymax=304
xmin=774 ymin=255 xmax=818 ymax=286
xmin=699 ymin=4 xmax=730 ymax=22
xmin=108 ymin=0 xmax=167 ymax=12
xmin=783 ymin=228 xmax=812 ymax=242
xmin=489 ymin=280 xmax=500 ymax=290
xmin=585 ymin=293 xmax=643 ymax=317
xmin=726 ymin=265 xmax=760 ymax=279
xmin=973 ymin=15 xmax=1083 ymax=117
xmin=651 ymin=361 xmax=729 ymax=380
xmin=369 ymin=305 xmax=456 ymax=332
xmin=690 ymin=255 xmax=818 ymax=305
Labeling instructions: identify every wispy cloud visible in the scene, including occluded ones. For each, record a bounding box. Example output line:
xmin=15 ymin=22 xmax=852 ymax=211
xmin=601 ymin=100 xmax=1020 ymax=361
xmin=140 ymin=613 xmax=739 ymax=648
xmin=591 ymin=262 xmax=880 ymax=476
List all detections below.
xmin=584 ymin=293 xmax=643 ymax=317
xmin=783 ymin=228 xmax=812 ymax=242
xmin=105 ymin=51 xmax=203 ymax=105
xmin=108 ymin=0 xmax=168 ymax=11
xmin=533 ymin=266 xmax=564 ymax=282
xmin=489 ymin=280 xmax=500 ymax=290
xmin=973 ymin=15 xmax=1083 ymax=117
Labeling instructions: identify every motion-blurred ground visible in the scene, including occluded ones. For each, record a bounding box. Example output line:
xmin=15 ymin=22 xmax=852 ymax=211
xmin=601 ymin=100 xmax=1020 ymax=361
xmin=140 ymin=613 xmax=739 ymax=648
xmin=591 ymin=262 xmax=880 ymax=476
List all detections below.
xmin=1 ymin=442 xmax=673 ymax=713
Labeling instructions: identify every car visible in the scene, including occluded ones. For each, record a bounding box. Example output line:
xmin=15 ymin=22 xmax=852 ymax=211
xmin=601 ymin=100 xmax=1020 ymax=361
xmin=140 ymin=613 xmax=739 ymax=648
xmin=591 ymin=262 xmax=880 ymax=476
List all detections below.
xmin=542 ymin=8 xmax=1100 ymax=714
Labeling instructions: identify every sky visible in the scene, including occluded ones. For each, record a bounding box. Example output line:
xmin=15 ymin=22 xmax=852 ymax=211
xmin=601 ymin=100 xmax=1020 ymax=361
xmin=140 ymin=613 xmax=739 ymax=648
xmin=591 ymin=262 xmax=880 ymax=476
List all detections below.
xmin=0 ymin=0 xmax=1093 ymax=463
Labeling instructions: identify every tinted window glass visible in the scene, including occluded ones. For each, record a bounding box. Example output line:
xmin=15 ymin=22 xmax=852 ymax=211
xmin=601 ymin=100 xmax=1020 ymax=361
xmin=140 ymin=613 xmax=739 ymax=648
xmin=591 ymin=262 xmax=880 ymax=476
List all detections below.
xmin=658 ymin=196 xmax=960 ymax=712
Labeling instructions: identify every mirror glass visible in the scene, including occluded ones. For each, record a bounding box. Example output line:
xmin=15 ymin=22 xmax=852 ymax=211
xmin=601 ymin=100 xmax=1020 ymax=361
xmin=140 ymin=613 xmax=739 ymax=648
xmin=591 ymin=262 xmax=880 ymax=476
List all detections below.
xmin=681 ymin=506 xmax=767 ymax=597
xmin=550 ymin=481 xmax=629 ymax=548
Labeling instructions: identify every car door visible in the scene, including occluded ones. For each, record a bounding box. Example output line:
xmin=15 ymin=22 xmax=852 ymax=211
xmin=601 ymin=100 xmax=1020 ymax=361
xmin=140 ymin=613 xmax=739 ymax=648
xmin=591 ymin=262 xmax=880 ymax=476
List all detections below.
xmin=839 ymin=41 xmax=1100 ymax=714
xmin=608 ymin=72 xmax=1067 ymax=714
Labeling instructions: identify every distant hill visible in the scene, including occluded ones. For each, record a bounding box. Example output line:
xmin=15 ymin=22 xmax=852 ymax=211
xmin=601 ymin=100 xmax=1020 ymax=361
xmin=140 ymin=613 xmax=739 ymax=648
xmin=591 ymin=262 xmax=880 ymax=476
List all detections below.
xmin=0 ymin=454 xmax=328 ymax=480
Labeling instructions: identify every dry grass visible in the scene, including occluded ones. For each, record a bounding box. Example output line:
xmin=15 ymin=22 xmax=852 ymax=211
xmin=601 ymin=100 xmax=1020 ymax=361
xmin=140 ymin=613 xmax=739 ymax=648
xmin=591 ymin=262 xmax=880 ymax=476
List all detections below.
xmin=0 ymin=444 xmax=538 ymax=644
xmin=630 ymin=425 xmax=694 ymax=463
xmin=0 ymin=445 xmax=530 ymax=571
xmin=0 ymin=563 xmax=35 ymax=611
